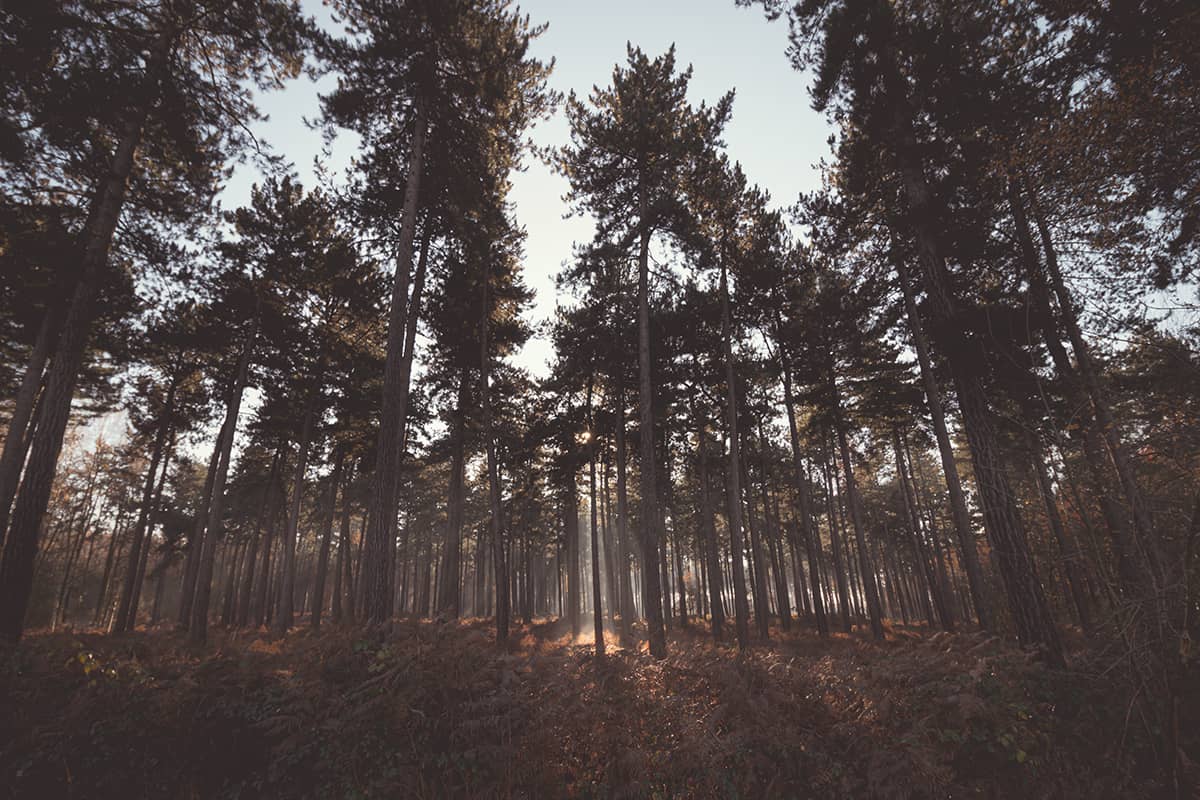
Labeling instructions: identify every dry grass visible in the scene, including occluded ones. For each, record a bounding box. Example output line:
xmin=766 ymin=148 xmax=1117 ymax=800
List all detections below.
xmin=0 ymin=618 xmax=1176 ymax=798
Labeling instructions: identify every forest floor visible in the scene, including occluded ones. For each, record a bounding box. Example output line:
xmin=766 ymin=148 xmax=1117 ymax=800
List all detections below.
xmin=0 ymin=617 xmax=1184 ymax=799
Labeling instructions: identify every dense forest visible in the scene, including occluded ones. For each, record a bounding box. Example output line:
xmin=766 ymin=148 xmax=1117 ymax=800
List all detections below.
xmin=1 ymin=0 xmax=1198 ymax=797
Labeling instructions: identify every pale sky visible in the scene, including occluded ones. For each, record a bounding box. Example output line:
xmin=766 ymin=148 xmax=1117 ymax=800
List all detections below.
xmin=221 ymin=0 xmax=833 ymax=378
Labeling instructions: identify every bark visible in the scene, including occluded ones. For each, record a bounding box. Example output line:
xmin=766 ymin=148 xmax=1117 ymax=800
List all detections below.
xmin=566 ymin=476 xmax=581 ymax=635
xmin=331 ymin=463 xmax=353 ymax=624
xmin=189 ymin=321 xmax=257 ymax=644
xmin=270 ymin=394 xmax=317 ymax=635
xmin=780 ymin=358 xmax=829 ymax=636
xmin=895 ymin=257 xmax=992 ymax=630
xmin=363 ymin=103 xmax=427 ymax=624
xmin=893 ymin=428 xmax=954 ymax=631
xmin=132 ymin=436 xmax=173 ymax=626
xmin=588 ymin=385 xmax=605 ymax=656
xmin=113 ymin=377 xmax=178 ymax=633
xmin=311 ymin=447 xmax=346 ymax=630
xmin=613 ymin=374 xmax=636 ymax=642
xmin=1027 ymin=430 xmax=1094 ymax=636
xmin=636 ymin=199 xmax=667 ymax=657
xmin=835 ymin=421 xmax=885 ymax=640
xmin=0 ymin=305 xmax=63 ymax=549
xmin=237 ymin=448 xmax=280 ymax=628
xmin=696 ymin=421 xmax=726 ymax=639
xmin=438 ymin=369 xmax=469 ymax=617
xmin=882 ymin=48 xmax=1063 ymax=665
xmin=821 ymin=459 xmax=853 ymax=632
xmin=718 ymin=258 xmax=752 ymax=649
xmin=741 ymin=448 xmax=771 ymax=639
xmin=0 ymin=42 xmax=166 ymax=641
xmin=480 ymin=265 xmax=509 ymax=644
xmin=1026 ymin=183 xmax=1163 ymax=587
xmin=759 ymin=423 xmax=791 ymax=629
xmin=93 ymin=508 xmax=129 ymax=625
xmin=178 ymin=439 xmax=219 ymax=628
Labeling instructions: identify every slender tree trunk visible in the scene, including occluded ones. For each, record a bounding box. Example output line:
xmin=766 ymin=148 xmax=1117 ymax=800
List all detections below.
xmin=906 ymin=436 xmax=959 ymax=628
xmin=1026 ymin=183 xmax=1162 ymax=586
xmin=311 ymin=447 xmax=346 ymax=630
xmin=132 ymin=436 xmax=173 ymax=627
xmin=759 ymin=423 xmax=791 ymax=630
xmin=741 ymin=447 xmax=772 ymax=640
xmin=696 ymin=420 xmax=726 ymax=640
xmin=588 ymin=385 xmax=605 ymax=656
xmin=893 ymin=428 xmax=953 ymax=631
xmin=780 ymin=359 xmax=829 ymax=636
xmin=834 ymin=419 xmax=885 ymax=639
xmin=113 ymin=379 xmax=178 ymax=633
xmin=364 ymin=105 xmax=427 ymax=625
xmin=94 ymin=509 xmax=129 ymax=625
xmin=219 ymin=539 xmax=243 ymax=627
xmin=0 ymin=305 xmax=62 ymax=549
xmin=566 ymin=475 xmax=581 ymax=636
xmin=438 ymin=370 xmax=469 ymax=617
xmin=613 ymin=375 xmax=635 ymax=643
xmin=883 ymin=52 xmax=1063 ymax=665
xmin=635 ymin=204 xmax=666 ymax=657
xmin=718 ymin=259 xmax=752 ymax=649
xmin=189 ymin=322 xmax=257 ymax=644
xmin=179 ymin=443 xmax=219 ymax=628
xmin=331 ymin=465 xmax=353 ymax=625
xmin=271 ymin=391 xmax=317 ymax=636
xmin=480 ymin=264 xmax=509 ymax=644
xmin=600 ymin=449 xmax=617 ymax=624
xmin=0 ymin=60 xmax=164 ymax=641
xmin=1026 ymin=430 xmax=1094 ymax=636
xmin=238 ymin=448 xmax=280 ymax=628
xmin=895 ymin=258 xmax=992 ymax=630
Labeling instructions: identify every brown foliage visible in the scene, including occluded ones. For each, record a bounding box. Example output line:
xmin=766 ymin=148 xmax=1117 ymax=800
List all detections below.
xmin=0 ymin=621 xmax=1177 ymax=798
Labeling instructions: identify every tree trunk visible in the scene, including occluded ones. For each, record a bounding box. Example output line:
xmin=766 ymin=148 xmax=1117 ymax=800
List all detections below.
xmin=635 ymin=203 xmax=666 ymax=657
xmin=363 ymin=103 xmax=427 ymax=625
xmin=895 ymin=257 xmax=992 ymax=630
xmin=613 ymin=374 xmax=636 ymax=643
xmin=1026 ymin=182 xmax=1162 ymax=586
xmin=331 ymin=463 xmax=353 ymax=624
xmin=1026 ymin=430 xmax=1094 ymax=636
xmin=780 ymin=358 xmax=829 ymax=636
xmin=438 ymin=369 xmax=469 ymax=617
xmin=741 ymin=447 xmax=771 ymax=640
xmin=883 ymin=51 xmax=1063 ymax=665
xmin=566 ymin=474 xmax=581 ymax=636
xmin=178 ymin=442 xmax=219 ymax=628
xmin=893 ymin=428 xmax=953 ymax=631
xmin=271 ymin=391 xmax=317 ymax=635
xmin=0 ymin=304 xmax=63 ymax=550
xmin=480 ymin=263 xmax=509 ymax=644
xmin=189 ymin=321 xmax=257 ymax=644
xmin=696 ymin=419 xmax=726 ymax=640
xmin=132 ymin=435 xmax=173 ymax=627
xmin=113 ymin=377 xmax=178 ymax=633
xmin=759 ymin=423 xmax=791 ymax=630
xmin=311 ymin=446 xmax=346 ymax=630
xmin=94 ymin=508 xmax=129 ymax=625
xmin=588 ymin=385 xmax=605 ymax=656
xmin=0 ymin=62 xmax=163 ymax=641
xmin=718 ymin=258 xmax=752 ymax=649
xmin=835 ymin=419 xmax=885 ymax=640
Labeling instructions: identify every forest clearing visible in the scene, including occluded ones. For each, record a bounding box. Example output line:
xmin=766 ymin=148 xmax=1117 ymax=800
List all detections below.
xmin=1 ymin=0 xmax=1198 ymax=797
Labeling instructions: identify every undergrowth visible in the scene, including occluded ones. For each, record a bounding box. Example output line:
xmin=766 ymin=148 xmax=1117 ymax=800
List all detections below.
xmin=0 ymin=619 xmax=1177 ymax=798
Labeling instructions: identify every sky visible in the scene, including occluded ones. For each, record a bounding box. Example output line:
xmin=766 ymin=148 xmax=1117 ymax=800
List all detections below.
xmin=221 ymin=0 xmax=833 ymax=379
